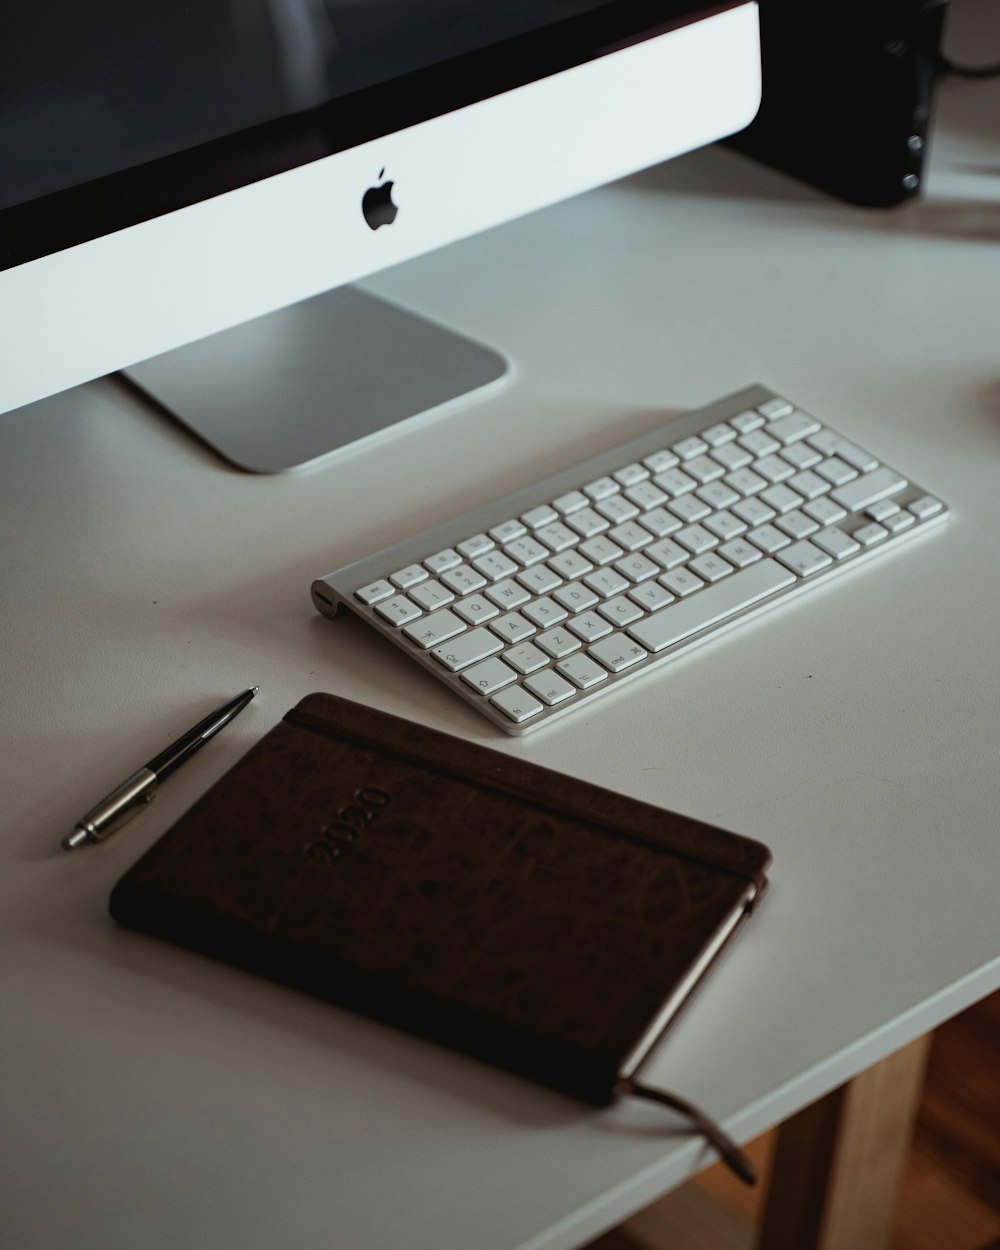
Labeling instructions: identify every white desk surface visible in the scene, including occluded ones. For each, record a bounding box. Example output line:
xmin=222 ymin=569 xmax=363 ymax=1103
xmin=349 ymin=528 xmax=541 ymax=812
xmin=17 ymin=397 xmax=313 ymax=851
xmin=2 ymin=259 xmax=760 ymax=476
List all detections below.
xmin=3 ymin=29 xmax=1000 ymax=1250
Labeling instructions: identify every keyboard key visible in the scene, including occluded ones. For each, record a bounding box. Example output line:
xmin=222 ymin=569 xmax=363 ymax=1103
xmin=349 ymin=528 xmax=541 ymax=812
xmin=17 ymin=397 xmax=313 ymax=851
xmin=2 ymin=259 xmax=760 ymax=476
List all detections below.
xmin=653 ymin=467 xmax=697 ymax=496
xmin=552 ymin=490 xmax=588 ymax=515
xmin=441 ymin=564 xmax=487 ymax=595
xmin=688 ymin=553 xmax=733 ymax=583
xmin=461 ymin=657 xmax=518 ymax=695
xmin=853 ymin=521 xmax=889 ymax=547
xmin=407 ymin=580 xmax=456 ymax=611
xmin=566 ymin=507 xmax=609 ymax=538
xmin=704 ymin=510 xmax=746 ymax=542
xmin=584 ymin=476 xmax=619 ymax=501
xmin=535 ymin=627 xmax=581 ymax=659
xmin=522 ymin=596 xmax=568 ymax=628
xmin=643 ymin=448 xmax=679 ymax=473
xmin=489 ymin=612 xmax=535 ymax=643
xmin=504 ymin=643 xmax=549 ymax=675
xmin=491 ymin=686 xmax=544 ymax=723
xmin=702 ymin=422 xmax=736 ymax=447
xmin=534 ymin=521 xmax=578 ymax=552
xmin=815 ymin=457 xmax=857 ymax=487
xmin=484 ymin=578 xmax=530 ymax=609
xmin=553 ymin=582 xmax=599 ymax=612
xmin=613 ymin=552 xmax=660 ymax=583
xmin=374 ymin=595 xmax=423 ymax=626
xmin=732 ymin=497 xmax=775 ymax=527
xmin=589 ymin=635 xmax=649 ymax=673
xmin=625 ymin=481 xmax=668 ymax=510
xmin=760 ymin=483 xmax=803 ymax=514
xmin=775 ymin=510 xmax=818 ymax=540
xmin=517 ymin=564 xmax=563 ymax=596
xmin=523 ymin=671 xmax=576 ymax=705
xmin=522 ymin=504 xmax=558 ymax=529
xmin=718 ymin=538 xmax=761 ymax=568
xmin=628 ymin=581 xmax=675 ymax=611
xmin=638 ymin=507 xmax=682 ymax=538
xmin=596 ymin=495 xmax=640 ymax=524
xmin=832 ymin=467 xmax=907 ymax=513
xmin=432 ymin=628 xmax=503 ymax=671
xmin=675 ymin=524 xmax=717 ymax=555
xmin=582 ymin=572 xmax=630 ymax=600
xmin=746 ymin=523 xmax=789 ymax=554
xmin=390 ymin=564 xmax=428 ymax=589
xmin=628 ymin=560 xmax=795 ymax=653
xmin=457 ymin=533 xmax=494 ymax=559
xmin=788 ymin=470 xmax=829 ymax=501
xmin=504 ymin=536 xmax=550 ymax=566
xmin=812 ymin=527 xmax=860 ymax=560
xmin=474 ymin=551 xmax=519 ymax=581
xmin=803 ymin=495 xmax=847 ymax=526
xmin=579 ymin=536 xmax=624 ymax=566
xmin=424 ymin=548 xmax=461 ymax=575
xmin=659 ymin=568 xmax=704 ymax=597
xmin=547 ymin=550 xmax=593 ymax=580
xmin=614 ymin=462 xmax=650 ymax=487
xmin=645 ymin=540 xmax=690 ymax=572
xmin=403 ymin=608 xmax=467 ymax=648
xmin=730 ymin=409 xmax=764 ymax=434
xmin=774 ymin=540 xmax=833 ymax=578
xmin=356 ymin=579 xmax=394 ymax=605
xmin=597 ymin=595 xmax=644 ymax=626
xmin=884 ymin=511 xmax=916 ymax=534
xmin=711 ymin=442 xmax=753 ymax=472
xmin=453 ymin=593 xmax=499 ymax=624
xmin=756 ymin=397 xmax=794 ymax=420
xmin=556 ymin=653 xmax=609 ymax=689
xmin=764 ymin=410 xmax=820 ymax=443
xmin=672 ymin=435 xmax=709 ymax=460
xmin=669 ymin=495 xmax=711 ymax=525
xmin=489 ymin=519 xmax=526 ymax=543
xmin=909 ymin=495 xmax=943 ymax=519
xmin=567 ymin=611 xmax=613 ymax=642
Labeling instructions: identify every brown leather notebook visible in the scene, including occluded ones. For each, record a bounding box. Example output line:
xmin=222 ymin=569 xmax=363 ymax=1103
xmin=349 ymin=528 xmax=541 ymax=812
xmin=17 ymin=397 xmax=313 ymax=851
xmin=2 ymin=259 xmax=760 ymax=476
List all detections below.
xmin=110 ymin=693 xmax=770 ymax=1180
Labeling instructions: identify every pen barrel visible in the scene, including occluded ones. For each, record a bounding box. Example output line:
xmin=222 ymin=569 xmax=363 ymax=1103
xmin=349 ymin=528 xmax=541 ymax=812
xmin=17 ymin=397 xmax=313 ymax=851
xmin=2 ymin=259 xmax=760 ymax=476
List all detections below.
xmin=76 ymin=768 xmax=158 ymax=842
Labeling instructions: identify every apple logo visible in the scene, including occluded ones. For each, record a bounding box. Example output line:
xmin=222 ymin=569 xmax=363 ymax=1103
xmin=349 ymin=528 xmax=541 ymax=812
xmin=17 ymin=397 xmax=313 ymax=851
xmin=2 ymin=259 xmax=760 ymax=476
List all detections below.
xmin=362 ymin=169 xmax=398 ymax=230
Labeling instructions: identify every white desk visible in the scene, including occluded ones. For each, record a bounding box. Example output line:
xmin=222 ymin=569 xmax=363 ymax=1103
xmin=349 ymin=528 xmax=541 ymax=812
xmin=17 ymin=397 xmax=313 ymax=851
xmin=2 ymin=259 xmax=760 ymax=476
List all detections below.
xmin=3 ymin=28 xmax=999 ymax=1250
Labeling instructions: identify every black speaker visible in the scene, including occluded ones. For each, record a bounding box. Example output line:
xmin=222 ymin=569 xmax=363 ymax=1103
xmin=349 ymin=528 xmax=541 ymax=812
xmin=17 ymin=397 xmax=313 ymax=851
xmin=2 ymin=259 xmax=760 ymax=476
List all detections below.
xmin=728 ymin=0 xmax=949 ymax=206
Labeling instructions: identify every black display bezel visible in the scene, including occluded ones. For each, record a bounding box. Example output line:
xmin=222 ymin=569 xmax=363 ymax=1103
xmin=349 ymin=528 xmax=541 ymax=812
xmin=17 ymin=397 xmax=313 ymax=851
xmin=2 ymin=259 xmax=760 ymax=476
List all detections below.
xmin=0 ymin=1 xmax=737 ymax=272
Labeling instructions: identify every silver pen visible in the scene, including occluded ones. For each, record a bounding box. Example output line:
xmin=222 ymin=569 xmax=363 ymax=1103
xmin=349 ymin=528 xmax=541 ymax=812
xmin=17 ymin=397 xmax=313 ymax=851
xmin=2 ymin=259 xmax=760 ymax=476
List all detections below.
xmin=61 ymin=687 xmax=258 ymax=851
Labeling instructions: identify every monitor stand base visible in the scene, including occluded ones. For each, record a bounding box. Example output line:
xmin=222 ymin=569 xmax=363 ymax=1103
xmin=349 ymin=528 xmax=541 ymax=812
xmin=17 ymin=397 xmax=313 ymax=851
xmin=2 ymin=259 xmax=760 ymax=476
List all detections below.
xmin=121 ymin=285 xmax=508 ymax=473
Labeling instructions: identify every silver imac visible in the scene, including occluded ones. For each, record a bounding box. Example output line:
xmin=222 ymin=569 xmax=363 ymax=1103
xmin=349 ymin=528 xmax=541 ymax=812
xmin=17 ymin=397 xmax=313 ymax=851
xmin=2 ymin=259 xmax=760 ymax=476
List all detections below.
xmin=0 ymin=2 xmax=760 ymax=471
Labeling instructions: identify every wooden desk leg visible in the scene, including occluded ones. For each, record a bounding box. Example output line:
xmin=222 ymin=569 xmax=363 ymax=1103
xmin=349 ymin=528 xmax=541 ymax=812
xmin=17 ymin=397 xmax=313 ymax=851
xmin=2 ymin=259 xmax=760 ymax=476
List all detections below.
xmin=756 ymin=1033 xmax=932 ymax=1250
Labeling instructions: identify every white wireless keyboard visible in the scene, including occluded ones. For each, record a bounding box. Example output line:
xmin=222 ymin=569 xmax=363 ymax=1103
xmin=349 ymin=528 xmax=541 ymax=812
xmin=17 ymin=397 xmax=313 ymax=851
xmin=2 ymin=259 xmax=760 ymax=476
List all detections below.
xmin=312 ymin=385 xmax=948 ymax=735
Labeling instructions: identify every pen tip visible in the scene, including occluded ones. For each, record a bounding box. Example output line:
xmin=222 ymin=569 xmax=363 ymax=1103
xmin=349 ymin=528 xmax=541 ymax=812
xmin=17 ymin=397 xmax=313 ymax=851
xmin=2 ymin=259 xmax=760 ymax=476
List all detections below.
xmin=251 ymin=686 xmax=259 ymax=695
xmin=61 ymin=828 xmax=90 ymax=852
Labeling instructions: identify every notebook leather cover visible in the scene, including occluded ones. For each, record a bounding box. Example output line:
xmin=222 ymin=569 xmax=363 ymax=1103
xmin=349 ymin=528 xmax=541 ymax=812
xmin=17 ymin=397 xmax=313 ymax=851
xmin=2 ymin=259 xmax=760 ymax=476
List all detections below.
xmin=110 ymin=693 xmax=771 ymax=1106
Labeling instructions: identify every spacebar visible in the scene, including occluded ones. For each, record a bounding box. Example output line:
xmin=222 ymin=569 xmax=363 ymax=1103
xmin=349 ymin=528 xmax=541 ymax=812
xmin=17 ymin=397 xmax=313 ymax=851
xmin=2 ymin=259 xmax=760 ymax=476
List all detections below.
xmin=627 ymin=559 xmax=796 ymax=653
